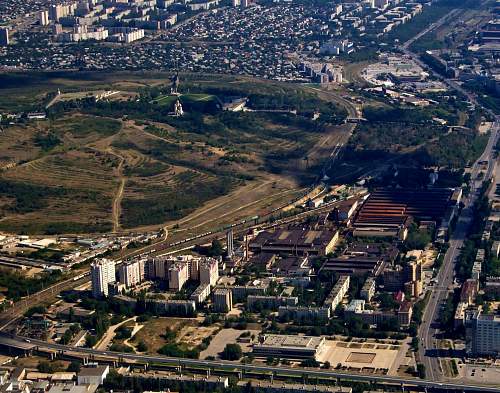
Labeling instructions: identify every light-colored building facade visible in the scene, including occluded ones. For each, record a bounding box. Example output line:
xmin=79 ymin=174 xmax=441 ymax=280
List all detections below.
xmin=323 ymin=275 xmax=350 ymax=311
xmin=200 ymin=258 xmax=219 ymax=287
xmin=90 ymin=258 xmax=115 ymax=297
xmin=467 ymin=312 xmax=500 ymax=356
xmin=190 ymin=283 xmax=211 ymax=304
xmin=213 ymin=288 xmax=232 ymax=313
xmin=168 ymin=262 xmax=189 ymax=291
xmin=253 ymin=334 xmax=326 ymax=360
xmin=360 ymin=276 xmax=375 ymax=301
xmin=118 ymin=260 xmax=141 ymax=288
xmin=39 ymin=10 xmax=50 ymax=26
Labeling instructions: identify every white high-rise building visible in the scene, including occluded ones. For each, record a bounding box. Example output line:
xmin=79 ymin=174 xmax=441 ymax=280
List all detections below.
xmin=39 ymin=10 xmax=50 ymax=26
xmin=91 ymin=258 xmax=116 ymax=297
xmin=199 ymin=258 xmax=219 ymax=287
xmin=0 ymin=28 xmax=9 ymax=46
xmin=118 ymin=260 xmax=141 ymax=288
xmin=467 ymin=312 xmax=500 ymax=356
xmin=227 ymin=229 xmax=234 ymax=258
xmin=168 ymin=262 xmax=189 ymax=291
xmin=213 ymin=288 xmax=232 ymax=313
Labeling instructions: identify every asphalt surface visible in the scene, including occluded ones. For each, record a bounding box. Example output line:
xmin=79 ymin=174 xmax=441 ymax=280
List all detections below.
xmin=1 ymin=333 xmax=499 ymax=392
xmin=418 ymin=119 xmax=499 ymax=381
xmin=401 ymin=6 xmax=499 ymax=381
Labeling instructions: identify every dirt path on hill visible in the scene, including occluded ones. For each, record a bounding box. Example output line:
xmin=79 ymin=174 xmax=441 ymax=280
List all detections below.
xmin=108 ymin=148 xmax=126 ymax=233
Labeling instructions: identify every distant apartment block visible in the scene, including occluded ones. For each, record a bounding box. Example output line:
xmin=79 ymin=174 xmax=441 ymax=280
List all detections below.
xmin=278 ymin=306 xmax=331 ymax=323
xmin=190 ymin=283 xmax=211 ymax=304
xmin=118 ymin=260 xmax=143 ymax=288
xmin=247 ymin=295 xmax=298 ymax=311
xmin=360 ymin=276 xmax=376 ymax=301
xmin=323 ymin=275 xmax=350 ymax=311
xmin=0 ymin=28 xmax=9 ymax=46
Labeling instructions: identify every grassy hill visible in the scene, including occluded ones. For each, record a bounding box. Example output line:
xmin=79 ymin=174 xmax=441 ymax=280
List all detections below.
xmin=0 ymin=72 xmax=347 ymax=234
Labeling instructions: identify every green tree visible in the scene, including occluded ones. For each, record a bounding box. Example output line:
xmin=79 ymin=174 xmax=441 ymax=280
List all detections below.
xmin=67 ymin=361 xmax=81 ymax=373
xmin=221 ymin=344 xmax=242 ymax=361
xmin=417 ymin=363 xmax=426 ymax=379
xmin=137 ymin=341 xmax=148 ymax=352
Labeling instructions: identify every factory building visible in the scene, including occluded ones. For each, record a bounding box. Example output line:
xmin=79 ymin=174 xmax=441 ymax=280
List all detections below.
xmin=249 ymin=229 xmax=339 ymax=256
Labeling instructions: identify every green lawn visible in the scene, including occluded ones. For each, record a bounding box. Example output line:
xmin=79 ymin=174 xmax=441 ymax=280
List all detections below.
xmin=151 ymin=95 xmax=178 ymax=107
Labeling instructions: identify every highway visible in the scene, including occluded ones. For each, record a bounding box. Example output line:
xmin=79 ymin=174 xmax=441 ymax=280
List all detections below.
xmin=0 ymin=333 xmax=499 ymax=393
xmin=400 ymin=3 xmax=500 ymax=381
xmin=417 ymin=119 xmax=499 ymax=381
xmin=401 ymin=8 xmax=461 ymax=51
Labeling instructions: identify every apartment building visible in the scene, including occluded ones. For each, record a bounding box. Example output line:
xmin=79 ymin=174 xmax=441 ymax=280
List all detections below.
xmin=213 ymin=288 xmax=232 ymax=313
xmin=168 ymin=262 xmax=190 ymax=291
xmin=199 ymin=258 xmax=219 ymax=287
xmin=118 ymin=260 xmax=142 ymax=288
xmin=467 ymin=312 xmax=500 ymax=356
xmin=90 ymin=258 xmax=116 ymax=297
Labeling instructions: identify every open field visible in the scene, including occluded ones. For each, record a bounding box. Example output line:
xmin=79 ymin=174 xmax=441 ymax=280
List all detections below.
xmin=132 ymin=317 xmax=217 ymax=354
xmin=0 ymin=71 xmax=350 ymax=234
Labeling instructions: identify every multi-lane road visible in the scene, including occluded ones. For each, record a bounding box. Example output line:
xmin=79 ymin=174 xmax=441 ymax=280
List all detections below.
xmin=418 ymin=119 xmax=499 ymax=381
xmin=401 ymin=5 xmax=500 ymax=381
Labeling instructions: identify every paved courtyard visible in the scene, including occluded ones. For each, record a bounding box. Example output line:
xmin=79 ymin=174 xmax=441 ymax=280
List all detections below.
xmin=317 ymin=340 xmax=401 ymax=372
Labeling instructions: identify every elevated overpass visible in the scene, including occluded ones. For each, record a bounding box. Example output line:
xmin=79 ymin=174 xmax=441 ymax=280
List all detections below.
xmin=0 ymin=333 xmax=499 ymax=393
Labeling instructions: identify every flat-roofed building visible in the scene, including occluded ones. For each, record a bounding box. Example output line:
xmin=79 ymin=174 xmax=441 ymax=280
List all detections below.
xmin=118 ymin=260 xmax=141 ymax=288
xmin=454 ymin=301 xmax=468 ymax=328
xmin=90 ymin=258 xmax=115 ymax=298
xmin=360 ymin=276 xmax=376 ymax=301
xmin=249 ymin=229 xmax=339 ymax=256
xmin=253 ymin=334 xmax=326 ymax=359
xmin=168 ymin=262 xmax=189 ymax=291
xmin=231 ymin=284 xmax=268 ymax=301
xmin=77 ymin=365 xmax=109 ymax=385
xmin=247 ymin=295 xmax=298 ymax=311
xmin=153 ymin=299 xmax=196 ymax=316
xmin=353 ymin=188 xmax=454 ymax=239
xmin=190 ymin=283 xmax=211 ymax=304
xmin=199 ymin=257 xmax=219 ymax=287
xmin=213 ymin=288 xmax=232 ymax=313
xmin=321 ymin=243 xmax=397 ymax=276
xmin=272 ymin=256 xmax=312 ymax=277
xmin=323 ymin=275 xmax=350 ymax=311
xmin=485 ymin=276 xmax=500 ymax=296
xmin=278 ymin=306 xmax=330 ymax=323
xmin=466 ymin=311 xmax=500 ymax=356
xmin=460 ymin=278 xmax=478 ymax=305
xmin=242 ymin=381 xmax=352 ymax=393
